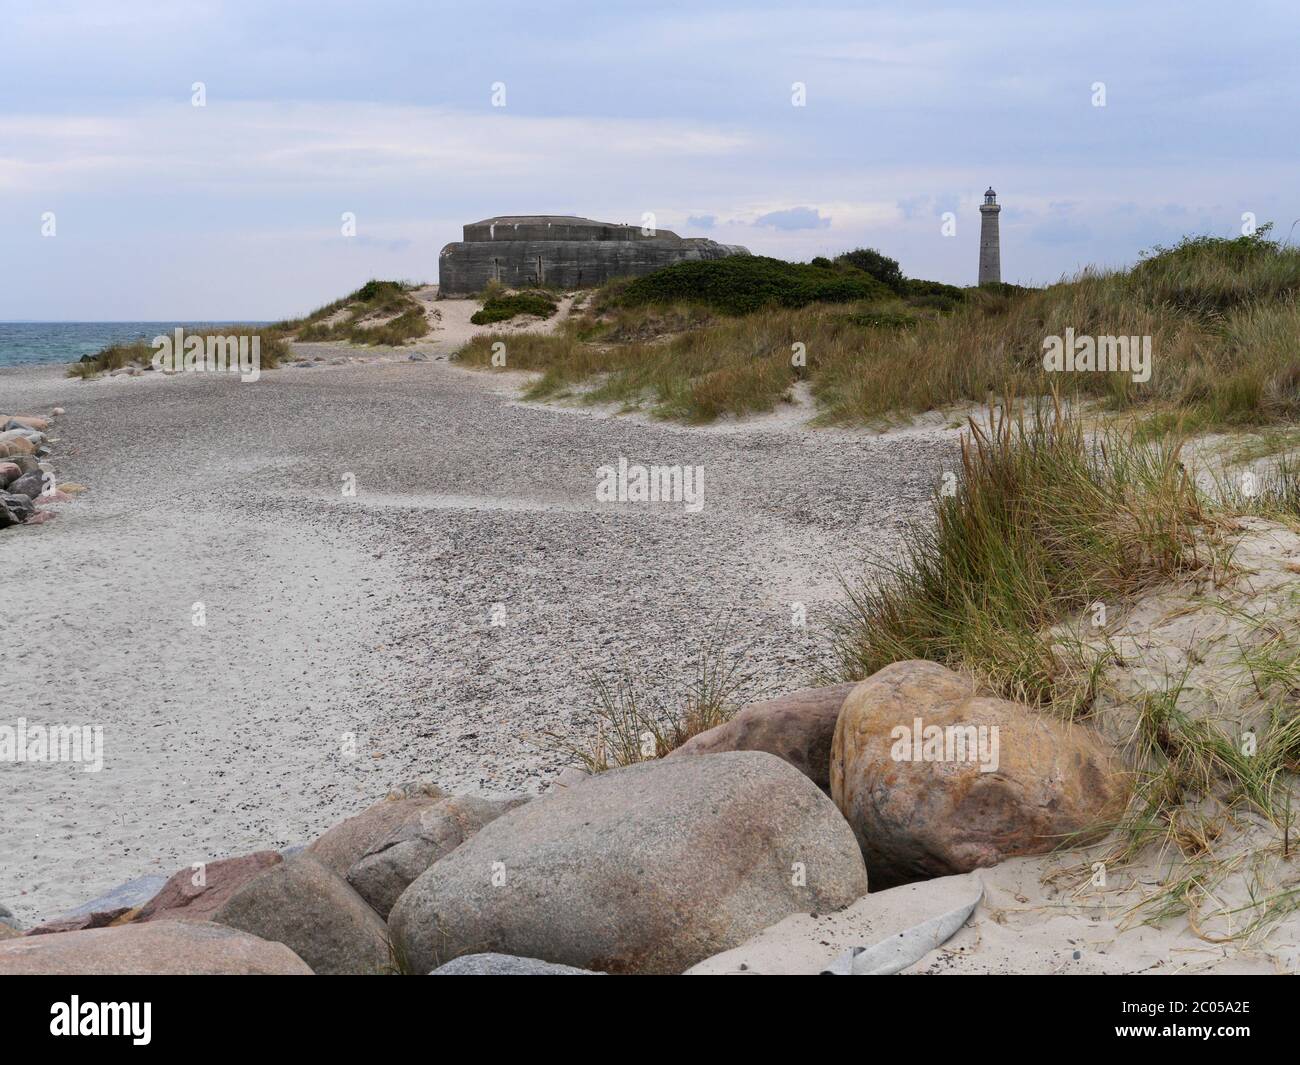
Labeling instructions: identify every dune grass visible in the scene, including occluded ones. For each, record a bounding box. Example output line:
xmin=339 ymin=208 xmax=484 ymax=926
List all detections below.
xmin=829 ymin=394 xmax=1300 ymax=935
xmin=67 ymin=329 xmax=291 ymax=379
xmin=826 ymin=397 xmax=1212 ymax=712
xmin=288 ymin=280 xmax=429 ymax=346
xmin=455 ymin=228 xmax=1300 ymax=429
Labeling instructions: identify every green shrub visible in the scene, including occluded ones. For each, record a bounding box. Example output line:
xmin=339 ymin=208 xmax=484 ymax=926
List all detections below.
xmin=904 ymin=278 xmax=967 ymax=302
xmin=835 ymin=248 xmax=906 ymax=292
xmin=470 ymin=292 xmax=558 ymax=325
xmin=619 ymin=256 xmax=886 ymax=315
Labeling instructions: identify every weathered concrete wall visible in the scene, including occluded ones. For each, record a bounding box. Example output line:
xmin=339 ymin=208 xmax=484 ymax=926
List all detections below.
xmin=978 ymin=204 xmax=1001 ymax=286
xmin=439 ymin=215 xmax=749 ymax=295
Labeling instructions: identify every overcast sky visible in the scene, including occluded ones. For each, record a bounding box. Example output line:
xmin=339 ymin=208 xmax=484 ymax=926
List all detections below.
xmin=2 ymin=0 xmax=1297 ymax=320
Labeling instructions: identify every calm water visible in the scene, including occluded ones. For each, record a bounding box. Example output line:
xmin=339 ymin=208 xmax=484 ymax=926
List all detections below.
xmin=0 ymin=323 xmax=271 ymax=369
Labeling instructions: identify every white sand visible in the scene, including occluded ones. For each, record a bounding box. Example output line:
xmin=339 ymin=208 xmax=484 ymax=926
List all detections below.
xmin=0 ymin=334 xmax=957 ymax=924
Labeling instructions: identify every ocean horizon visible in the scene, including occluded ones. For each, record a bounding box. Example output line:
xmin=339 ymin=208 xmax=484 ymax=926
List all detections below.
xmin=0 ymin=321 xmax=273 ymax=369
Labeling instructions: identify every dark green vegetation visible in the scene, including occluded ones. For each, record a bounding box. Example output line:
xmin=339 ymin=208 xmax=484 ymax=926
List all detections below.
xmin=470 ymin=291 xmax=558 ymax=325
xmin=617 ymin=255 xmax=888 ymax=315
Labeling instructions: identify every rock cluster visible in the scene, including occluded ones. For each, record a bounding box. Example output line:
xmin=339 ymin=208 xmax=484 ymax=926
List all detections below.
xmin=0 ymin=410 xmax=75 ymax=530
xmin=0 ymin=663 xmax=1129 ymax=974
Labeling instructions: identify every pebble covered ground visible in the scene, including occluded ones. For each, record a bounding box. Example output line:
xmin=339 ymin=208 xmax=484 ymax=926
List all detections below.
xmin=0 ymin=345 xmax=957 ymax=922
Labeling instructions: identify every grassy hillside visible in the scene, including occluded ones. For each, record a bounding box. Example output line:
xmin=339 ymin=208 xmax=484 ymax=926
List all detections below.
xmin=456 ymin=229 xmax=1300 ymax=428
xmin=283 ymin=280 xmax=429 ymax=346
xmin=67 ymin=279 xmax=429 ymax=377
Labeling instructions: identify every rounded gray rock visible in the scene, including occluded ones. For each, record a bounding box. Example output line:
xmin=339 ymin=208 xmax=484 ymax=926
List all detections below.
xmin=389 ymin=751 xmax=868 ymax=975
xmin=212 ymin=854 xmax=392 ymax=975
xmin=430 ymin=952 xmax=602 ymax=975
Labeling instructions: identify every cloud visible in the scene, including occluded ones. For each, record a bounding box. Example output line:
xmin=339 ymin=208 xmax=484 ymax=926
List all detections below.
xmin=686 ymin=214 xmax=716 ymax=230
xmin=753 ymin=206 xmax=831 ymax=231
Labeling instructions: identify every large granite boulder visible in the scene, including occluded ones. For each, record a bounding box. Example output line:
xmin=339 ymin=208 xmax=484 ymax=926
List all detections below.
xmin=430 ymin=953 xmax=603 ymax=975
xmin=347 ymin=794 xmax=529 ymax=919
xmin=831 ymin=660 xmax=1126 ymax=887
xmin=306 ymin=783 xmax=447 ymax=878
xmin=0 ymin=920 xmax=312 ymax=974
xmin=5 ymin=472 xmax=43 ymax=499
xmin=134 ymin=851 xmax=283 ymax=923
xmin=389 ymin=751 xmax=868 ymax=975
xmin=668 ymin=683 xmax=858 ymax=792
xmin=211 ymin=854 xmax=391 ymax=975
xmin=686 ymin=872 xmax=984 ymax=975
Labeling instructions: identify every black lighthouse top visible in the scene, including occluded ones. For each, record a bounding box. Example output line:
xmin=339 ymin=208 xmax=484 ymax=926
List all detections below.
xmin=983 ymin=187 xmax=998 ymax=205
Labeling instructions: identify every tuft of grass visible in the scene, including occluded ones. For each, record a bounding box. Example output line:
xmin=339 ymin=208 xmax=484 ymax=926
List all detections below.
xmin=538 ymin=633 xmax=754 ymax=773
xmin=288 ymin=280 xmax=429 ymax=346
xmin=470 ymin=291 xmax=558 ymax=325
xmin=827 ymin=395 xmax=1208 ymax=711
xmin=67 ymin=329 xmax=291 ymax=378
xmin=831 ymin=392 xmax=1300 ymax=939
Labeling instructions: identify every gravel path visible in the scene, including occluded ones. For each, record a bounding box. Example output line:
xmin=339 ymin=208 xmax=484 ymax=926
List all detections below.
xmin=0 ymin=344 xmax=956 ymax=923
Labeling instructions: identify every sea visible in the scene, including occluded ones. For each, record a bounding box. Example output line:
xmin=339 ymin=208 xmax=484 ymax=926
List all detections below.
xmin=0 ymin=323 xmax=271 ymax=369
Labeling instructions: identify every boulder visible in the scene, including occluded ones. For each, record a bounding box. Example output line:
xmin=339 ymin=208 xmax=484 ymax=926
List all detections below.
xmin=0 ymin=499 xmax=19 ymax=529
xmin=26 ymin=908 xmax=133 ymax=936
xmin=2 ymin=415 xmax=49 ymax=432
xmin=347 ymin=794 xmax=529 ymax=918
xmin=549 ymin=766 xmax=590 ymax=792
xmin=134 ymin=851 xmax=283 ymax=923
xmin=389 ymin=751 xmax=869 ymax=975
xmin=1 ymin=492 xmax=34 ymax=522
xmin=7 ymin=472 xmax=45 ymax=500
xmin=0 ymin=903 xmax=22 ymax=931
xmin=686 ymin=872 xmax=984 ymax=974
xmin=56 ymin=874 xmax=168 ymax=919
xmin=668 ymin=682 xmax=858 ymax=792
xmin=0 ymin=437 xmax=34 ymax=458
xmin=830 ymin=660 xmax=1127 ymax=887
xmin=211 ymin=854 xmax=391 ymax=975
xmin=0 ymin=462 xmax=19 ymax=487
xmin=0 ymin=920 xmax=312 ymax=974
xmin=431 ymin=953 xmax=603 ymax=975
xmin=307 ymin=784 xmax=448 ymax=878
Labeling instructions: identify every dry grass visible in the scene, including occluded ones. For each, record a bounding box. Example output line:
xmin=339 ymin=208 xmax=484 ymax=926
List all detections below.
xmin=456 ymin=229 xmax=1300 ymax=429
xmin=538 ymin=629 xmax=755 ymax=773
xmin=826 ymin=396 xmax=1211 ymax=712
xmin=287 ymin=280 xmax=429 ymax=346
xmin=66 ymin=329 xmax=291 ymax=379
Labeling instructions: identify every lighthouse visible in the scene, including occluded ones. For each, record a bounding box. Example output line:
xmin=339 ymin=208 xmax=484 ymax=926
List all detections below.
xmin=978 ymin=186 xmax=1001 ymax=285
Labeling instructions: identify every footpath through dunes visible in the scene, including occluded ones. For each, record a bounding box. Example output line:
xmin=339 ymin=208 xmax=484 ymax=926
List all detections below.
xmin=0 ymin=351 xmax=955 ymax=924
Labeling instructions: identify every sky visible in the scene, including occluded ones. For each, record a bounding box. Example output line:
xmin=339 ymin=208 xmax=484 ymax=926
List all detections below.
xmin=2 ymin=0 xmax=1297 ymax=320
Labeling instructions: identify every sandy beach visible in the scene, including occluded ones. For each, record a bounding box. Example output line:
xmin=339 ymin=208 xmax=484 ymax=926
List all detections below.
xmin=0 ymin=338 xmax=953 ymax=924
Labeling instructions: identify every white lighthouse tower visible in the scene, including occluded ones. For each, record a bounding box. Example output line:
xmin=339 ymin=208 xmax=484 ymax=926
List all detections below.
xmin=978 ymin=187 xmax=1001 ymax=286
